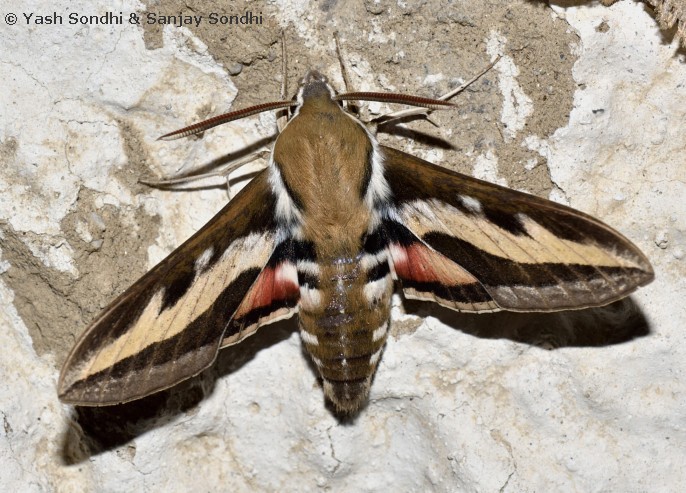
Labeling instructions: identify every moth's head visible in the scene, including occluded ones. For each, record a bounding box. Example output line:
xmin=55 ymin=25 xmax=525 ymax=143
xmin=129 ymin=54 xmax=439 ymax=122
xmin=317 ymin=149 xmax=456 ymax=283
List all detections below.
xmin=297 ymin=70 xmax=337 ymax=105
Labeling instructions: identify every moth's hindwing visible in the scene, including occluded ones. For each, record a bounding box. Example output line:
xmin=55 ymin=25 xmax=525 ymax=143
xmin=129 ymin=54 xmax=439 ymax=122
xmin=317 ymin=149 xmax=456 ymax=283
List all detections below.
xmin=58 ymin=170 xmax=298 ymax=406
xmin=381 ymin=146 xmax=654 ymax=312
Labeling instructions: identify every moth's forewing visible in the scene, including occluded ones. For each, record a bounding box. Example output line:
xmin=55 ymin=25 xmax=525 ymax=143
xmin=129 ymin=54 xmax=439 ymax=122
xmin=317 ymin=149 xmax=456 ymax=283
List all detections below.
xmin=58 ymin=171 xmax=291 ymax=406
xmin=381 ymin=146 xmax=654 ymax=312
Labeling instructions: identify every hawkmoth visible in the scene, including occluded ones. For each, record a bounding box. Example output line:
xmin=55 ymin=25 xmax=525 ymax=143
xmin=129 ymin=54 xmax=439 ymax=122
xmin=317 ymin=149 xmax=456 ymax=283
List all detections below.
xmin=58 ymin=68 xmax=654 ymax=414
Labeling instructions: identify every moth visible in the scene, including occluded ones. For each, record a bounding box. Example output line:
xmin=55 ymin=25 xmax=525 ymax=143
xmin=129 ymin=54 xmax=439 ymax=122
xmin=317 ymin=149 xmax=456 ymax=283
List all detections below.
xmin=58 ymin=68 xmax=654 ymax=414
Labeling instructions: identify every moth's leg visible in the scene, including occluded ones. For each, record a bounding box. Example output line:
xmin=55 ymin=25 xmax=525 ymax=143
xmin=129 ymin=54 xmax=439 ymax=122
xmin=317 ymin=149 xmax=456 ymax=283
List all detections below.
xmin=377 ymin=56 xmax=501 ymax=128
xmin=276 ymin=30 xmax=289 ymax=133
xmin=221 ymin=151 xmax=270 ymax=199
xmin=141 ymin=149 xmax=270 ymax=199
xmin=334 ymin=32 xmax=361 ymax=117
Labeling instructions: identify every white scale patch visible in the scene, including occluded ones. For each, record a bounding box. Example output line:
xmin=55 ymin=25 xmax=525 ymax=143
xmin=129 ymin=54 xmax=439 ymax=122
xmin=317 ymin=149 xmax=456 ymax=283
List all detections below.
xmin=365 ymin=138 xmax=391 ymax=209
xmin=459 ymin=195 xmax=483 ymax=214
xmin=299 ymin=286 xmax=321 ymax=311
xmin=364 ymin=276 xmax=391 ymax=305
xmin=275 ymin=261 xmax=298 ymax=286
xmin=300 ymin=329 xmax=319 ymax=346
xmin=322 ymin=380 xmax=333 ymax=395
xmin=194 ymin=246 xmax=214 ymax=273
xmin=297 ymin=260 xmax=321 ymax=276
xmin=288 ymin=224 xmax=304 ymax=240
xmin=388 ymin=243 xmax=408 ymax=266
xmin=367 ymin=208 xmax=384 ymax=232
xmin=268 ymin=158 xmax=303 ymax=225
xmin=406 ymin=198 xmax=439 ymax=222
xmin=360 ymin=250 xmax=388 ymax=271
xmin=342 ymin=111 xmax=391 ymax=211
xmin=369 ymin=348 xmax=383 ymax=366
xmin=372 ymin=321 xmax=389 ymax=342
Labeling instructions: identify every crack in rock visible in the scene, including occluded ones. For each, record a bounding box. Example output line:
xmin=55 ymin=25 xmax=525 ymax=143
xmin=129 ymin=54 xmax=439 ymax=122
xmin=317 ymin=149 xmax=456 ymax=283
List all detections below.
xmin=326 ymin=426 xmax=342 ymax=475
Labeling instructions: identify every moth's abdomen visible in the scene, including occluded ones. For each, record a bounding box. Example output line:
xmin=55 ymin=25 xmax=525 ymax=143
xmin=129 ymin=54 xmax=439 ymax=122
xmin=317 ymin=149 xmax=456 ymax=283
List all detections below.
xmin=298 ymin=252 xmax=393 ymax=413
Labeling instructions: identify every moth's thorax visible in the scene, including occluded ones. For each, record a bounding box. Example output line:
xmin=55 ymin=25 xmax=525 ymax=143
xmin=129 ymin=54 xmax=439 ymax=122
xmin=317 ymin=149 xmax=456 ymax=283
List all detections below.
xmin=273 ymin=76 xmax=376 ymax=257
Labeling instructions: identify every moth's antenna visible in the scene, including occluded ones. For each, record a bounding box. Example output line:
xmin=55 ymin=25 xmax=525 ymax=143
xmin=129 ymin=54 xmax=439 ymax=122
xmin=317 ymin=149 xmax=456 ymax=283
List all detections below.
xmin=158 ymin=100 xmax=296 ymax=141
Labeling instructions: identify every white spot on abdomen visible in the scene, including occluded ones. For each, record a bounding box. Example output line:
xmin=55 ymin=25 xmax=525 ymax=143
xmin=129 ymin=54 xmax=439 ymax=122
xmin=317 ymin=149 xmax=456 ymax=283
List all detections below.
xmin=369 ymin=348 xmax=382 ymax=366
xmin=363 ymin=276 xmax=391 ymax=305
xmin=372 ymin=321 xmax=389 ymax=342
xmin=299 ymin=286 xmax=321 ymax=311
xmin=300 ymin=329 xmax=319 ymax=346
xmin=297 ymin=260 xmax=320 ymax=276
xmin=360 ymin=250 xmax=388 ymax=271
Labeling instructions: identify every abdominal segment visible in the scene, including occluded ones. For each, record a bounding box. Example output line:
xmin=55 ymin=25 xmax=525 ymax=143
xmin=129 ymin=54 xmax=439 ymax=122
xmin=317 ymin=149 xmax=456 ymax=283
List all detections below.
xmin=298 ymin=253 xmax=393 ymax=413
